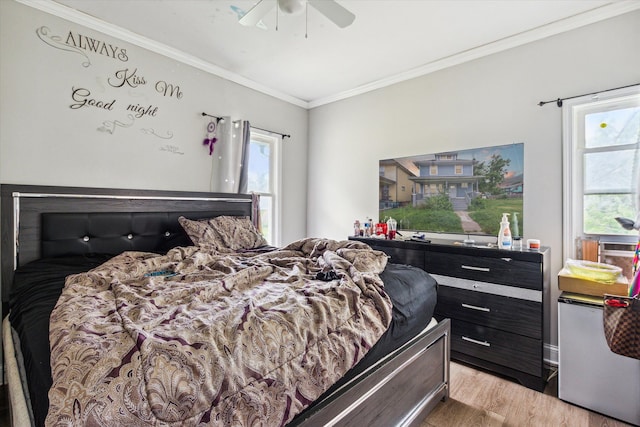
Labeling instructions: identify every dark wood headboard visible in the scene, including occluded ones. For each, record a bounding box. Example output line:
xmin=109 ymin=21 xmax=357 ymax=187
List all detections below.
xmin=0 ymin=184 xmax=253 ymax=309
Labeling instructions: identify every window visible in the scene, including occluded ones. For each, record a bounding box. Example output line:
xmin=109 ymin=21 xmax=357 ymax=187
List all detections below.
xmin=430 ymin=165 xmax=438 ymax=175
xmin=455 ymin=164 xmax=463 ymax=175
xmin=246 ymin=129 xmax=281 ymax=245
xmin=563 ymin=88 xmax=640 ymax=260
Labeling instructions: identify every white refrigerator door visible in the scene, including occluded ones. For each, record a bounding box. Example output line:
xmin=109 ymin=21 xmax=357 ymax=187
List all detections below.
xmin=558 ymin=300 xmax=640 ymax=425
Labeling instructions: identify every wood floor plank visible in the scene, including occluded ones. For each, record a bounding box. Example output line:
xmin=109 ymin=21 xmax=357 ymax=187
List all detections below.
xmin=421 ymin=362 xmax=633 ymax=427
xmin=422 ymin=397 xmax=505 ymax=427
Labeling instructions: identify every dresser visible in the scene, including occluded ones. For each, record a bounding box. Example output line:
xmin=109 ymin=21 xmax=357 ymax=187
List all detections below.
xmin=350 ymin=237 xmax=550 ymax=391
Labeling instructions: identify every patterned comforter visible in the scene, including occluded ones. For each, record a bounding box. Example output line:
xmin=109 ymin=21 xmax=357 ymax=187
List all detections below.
xmin=46 ymin=238 xmax=393 ymax=426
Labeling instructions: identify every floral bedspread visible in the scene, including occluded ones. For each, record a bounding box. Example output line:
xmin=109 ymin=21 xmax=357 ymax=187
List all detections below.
xmin=46 ymin=238 xmax=392 ymax=426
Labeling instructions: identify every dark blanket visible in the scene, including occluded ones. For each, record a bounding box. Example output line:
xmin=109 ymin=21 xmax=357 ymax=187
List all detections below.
xmin=9 ymin=254 xmax=114 ymax=427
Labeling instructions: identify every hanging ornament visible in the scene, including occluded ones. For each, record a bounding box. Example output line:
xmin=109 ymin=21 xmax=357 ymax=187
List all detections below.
xmin=203 ymin=120 xmax=218 ymax=155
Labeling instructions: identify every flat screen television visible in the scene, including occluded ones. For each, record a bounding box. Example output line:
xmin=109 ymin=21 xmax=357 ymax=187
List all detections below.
xmin=379 ymin=142 xmax=524 ymax=238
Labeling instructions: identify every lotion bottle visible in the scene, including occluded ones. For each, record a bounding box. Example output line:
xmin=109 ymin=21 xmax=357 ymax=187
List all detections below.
xmin=498 ymin=213 xmax=512 ymax=249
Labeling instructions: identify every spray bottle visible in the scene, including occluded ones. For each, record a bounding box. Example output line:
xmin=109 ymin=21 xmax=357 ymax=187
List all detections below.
xmin=498 ymin=213 xmax=512 ymax=249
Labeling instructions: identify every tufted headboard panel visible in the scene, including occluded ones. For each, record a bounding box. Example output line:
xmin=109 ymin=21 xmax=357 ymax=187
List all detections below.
xmin=41 ymin=211 xmax=219 ymax=258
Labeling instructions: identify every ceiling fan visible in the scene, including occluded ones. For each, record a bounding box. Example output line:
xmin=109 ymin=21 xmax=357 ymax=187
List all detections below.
xmin=239 ymin=0 xmax=356 ymax=29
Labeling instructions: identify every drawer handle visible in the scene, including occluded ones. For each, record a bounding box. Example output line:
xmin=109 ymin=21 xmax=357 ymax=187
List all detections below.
xmin=461 ymin=265 xmax=490 ymax=272
xmin=462 ymin=336 xmax=491 ymax=347
xmin=461 ymin=303 xmax=490 ymax=312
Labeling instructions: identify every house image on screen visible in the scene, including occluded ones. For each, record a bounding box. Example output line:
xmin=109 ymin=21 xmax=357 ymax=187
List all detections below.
xmin=379 ymin=158 xmax=418 ymax=209
xmin=411 ymin=152 xmax=482 ymax=211
xmin=499 ymin=172 xmax=524 ymax=196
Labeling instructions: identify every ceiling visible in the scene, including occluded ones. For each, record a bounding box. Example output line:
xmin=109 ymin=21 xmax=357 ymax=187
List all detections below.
xmin=27 ymin=0 xmax=640 ymax=108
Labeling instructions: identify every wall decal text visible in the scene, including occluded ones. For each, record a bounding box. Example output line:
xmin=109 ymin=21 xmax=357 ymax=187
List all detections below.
xmin=65 ymin=30 xmax=128 ymax=62
xmin=108 ymin=68 xmax=146 ymax=88
xmin=126 ymin=103 xmax=159 ymax=118
xmin=70 ymin=87 xmax=115 ymax=111
xmin=39 ymin=24 xmax=179 ymax=144
xmin=155 ymin=81 xmax=183 ymax=99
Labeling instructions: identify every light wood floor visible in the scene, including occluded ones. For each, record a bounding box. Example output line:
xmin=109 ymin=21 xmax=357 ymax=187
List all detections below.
xmin=0 ymin=364 xmax=631 ymax=427
xmin=422 ymin=362 xmax=633 ymax=427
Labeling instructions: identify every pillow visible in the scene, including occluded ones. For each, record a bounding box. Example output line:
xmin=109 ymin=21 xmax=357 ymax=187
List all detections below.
xmin=178 ymin=216 xmax=224 ymax=247
xmin=178 ymin=215 xmax=267 ymax=250
xmin=209 ymin=215 xmax=267 ymax=250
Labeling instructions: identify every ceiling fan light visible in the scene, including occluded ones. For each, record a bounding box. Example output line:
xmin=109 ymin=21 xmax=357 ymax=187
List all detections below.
xmin=279 ymin=0 xmax=305 ymax=15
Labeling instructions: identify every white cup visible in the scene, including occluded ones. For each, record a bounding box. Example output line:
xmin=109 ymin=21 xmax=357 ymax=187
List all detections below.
xmin=527 ymin=239 xmax=541 ymax=250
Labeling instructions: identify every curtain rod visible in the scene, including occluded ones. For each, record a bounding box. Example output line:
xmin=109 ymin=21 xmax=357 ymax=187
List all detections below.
xmin=251 ymin=126 xmax=290 ymax=139
xmin=201 ymin=112 xmax=224 ymax=122
xmin=538 ymin=83 xmax=639 ymax=107
xmin=201 ymin=112 xmax=290 ymax=139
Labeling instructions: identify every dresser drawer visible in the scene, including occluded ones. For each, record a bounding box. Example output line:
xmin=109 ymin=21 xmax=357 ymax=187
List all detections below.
xmin=370 ymin=245 xmax=424 ymax=269
xmin=434 ymin=284 xmax=541 ymax=338
xmin=425 ymin=251 xmax=542 ymax=290
xmin=449 ymin=319 xmax=542 ymax=376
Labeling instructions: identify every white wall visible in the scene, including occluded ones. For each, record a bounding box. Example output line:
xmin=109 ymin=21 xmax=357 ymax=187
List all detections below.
xmin=307 ymin=10 xmax=640 ymax=348
xmin=0 ymin=0 xmax=309 ymax=246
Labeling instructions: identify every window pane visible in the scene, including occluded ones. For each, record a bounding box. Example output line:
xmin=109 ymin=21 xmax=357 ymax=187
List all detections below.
xmin=258 ymin=195 xmax=273 ymax=244
xmin=583 ymin=194 xmax=637 ymax=235
xmin=247 ymin=140 xmax=271 ymax=193
xmin=585 ymin=107 xmax=640 ymax=149
xmin=584 ymin=149 xmax=638 ymax=192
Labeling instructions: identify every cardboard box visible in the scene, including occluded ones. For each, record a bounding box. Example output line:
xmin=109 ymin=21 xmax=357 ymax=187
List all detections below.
xmin=558 ymin=268 xmax=629 ymax=297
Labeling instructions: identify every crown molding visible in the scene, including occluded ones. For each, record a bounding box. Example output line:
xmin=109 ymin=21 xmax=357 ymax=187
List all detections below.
xmin=17 ymin=0 xmax=640 ymax=110
xmin=308 ymin=1 xmax=640 ymax=108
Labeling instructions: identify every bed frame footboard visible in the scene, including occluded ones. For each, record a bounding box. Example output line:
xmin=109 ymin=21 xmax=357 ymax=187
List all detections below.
xmin=297 ymin=318 xmax=450 ymax=427
xmin=3 ymin=317 xmax=450 ymax=427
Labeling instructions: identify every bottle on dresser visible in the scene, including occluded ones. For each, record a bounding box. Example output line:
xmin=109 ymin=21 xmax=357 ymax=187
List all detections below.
xmin=498 ymin=213 xmax=512 ymax=249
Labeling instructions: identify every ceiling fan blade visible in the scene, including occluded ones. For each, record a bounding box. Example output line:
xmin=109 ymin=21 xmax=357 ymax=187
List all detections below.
xmin=239 ymin=0 xmax=276 ymax=26
xmin=308 ymin=0 xmax=355 ymax=28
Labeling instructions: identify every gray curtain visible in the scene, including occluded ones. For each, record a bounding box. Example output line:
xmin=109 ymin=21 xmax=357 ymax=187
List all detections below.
xmin=210 ymin=118 xmax=251 ymax=194
xmin=238 ymin=120 xmax=251 ymax=194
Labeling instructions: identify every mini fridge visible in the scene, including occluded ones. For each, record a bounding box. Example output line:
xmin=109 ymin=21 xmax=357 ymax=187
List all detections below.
xmin=558 ymin=293 xmax=640 ymax=426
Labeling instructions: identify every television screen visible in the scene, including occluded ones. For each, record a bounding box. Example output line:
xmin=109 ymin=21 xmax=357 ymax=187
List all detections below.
xmin=379 ymin=142 xmax=524 ymax=237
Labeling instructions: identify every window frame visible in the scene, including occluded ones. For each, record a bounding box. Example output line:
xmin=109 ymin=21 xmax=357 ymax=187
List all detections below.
xmin=562 ymin=86 xmax=640 ymax=261
xmin=247 ymin=129 xmax=282 ymax=246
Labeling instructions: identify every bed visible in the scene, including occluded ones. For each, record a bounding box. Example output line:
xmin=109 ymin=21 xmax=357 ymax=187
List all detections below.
xmin=1 ymin=184 xmax=450 ymax=427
